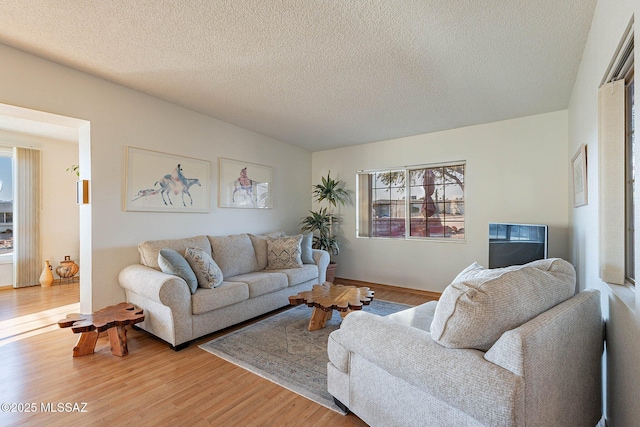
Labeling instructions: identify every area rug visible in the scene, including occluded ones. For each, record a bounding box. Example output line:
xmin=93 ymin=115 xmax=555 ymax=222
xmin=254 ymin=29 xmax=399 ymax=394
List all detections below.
xmin=199 ymin=299 xmax=410 ymax=414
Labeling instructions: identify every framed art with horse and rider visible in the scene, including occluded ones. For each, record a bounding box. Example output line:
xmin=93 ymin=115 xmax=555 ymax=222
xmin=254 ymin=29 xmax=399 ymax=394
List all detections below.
xmin=218 ymin=157 xmax=272 ymax=209
xmin=125 ymin=146 xmax=211 ymax=213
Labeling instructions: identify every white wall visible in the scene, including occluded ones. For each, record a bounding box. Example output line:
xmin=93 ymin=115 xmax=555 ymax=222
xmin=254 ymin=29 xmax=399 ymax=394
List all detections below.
xmin=41 ymin=139 xmax=80 ymax=278
xmin=0 ymin=136 xmax=79 ymax=287
xmin=313 ymin=111 xmax=569 ymax=292
xmin=568 ymin=0 xmax=640 ymax=425
xmin=0 ymin=43 xmax=312 ymax=310
xmin=0 ymin=254 xmax=11 ymax=286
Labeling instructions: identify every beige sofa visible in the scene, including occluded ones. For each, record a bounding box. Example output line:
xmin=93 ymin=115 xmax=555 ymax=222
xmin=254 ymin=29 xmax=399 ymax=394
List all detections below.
xmin=327 ymin=259 xmax=604 ymax=426
xmin=119 ymin=233 xmax=329 ymax=349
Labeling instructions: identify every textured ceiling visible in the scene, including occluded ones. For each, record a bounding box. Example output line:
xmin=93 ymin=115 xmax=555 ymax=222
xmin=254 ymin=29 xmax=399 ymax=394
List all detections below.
xmin=0 ymin=0 xmax=596 ymax=151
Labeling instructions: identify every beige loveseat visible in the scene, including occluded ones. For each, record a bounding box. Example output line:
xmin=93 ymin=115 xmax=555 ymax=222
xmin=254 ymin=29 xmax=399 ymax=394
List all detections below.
xmin=327 ymin=259 xmax=603 ymax=426
xmin=119 ymin=233 xmax=329 ymax=349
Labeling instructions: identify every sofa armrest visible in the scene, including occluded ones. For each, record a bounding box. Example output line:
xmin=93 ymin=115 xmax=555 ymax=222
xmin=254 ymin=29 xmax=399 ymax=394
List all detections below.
xmin=333 ymin=311 xmax=523 ymax=426
xmin=119 ymin=264 xmax=191 ymax=307
xmin=119 ymin=264 xmax=193 ymax=346
xmin=312 ymin=249 xmax=330 ymax=283
xmin=485 ymin=289 xmax=603 ymax=375
xmin=483 ymin=289 xmax=603 ymax=426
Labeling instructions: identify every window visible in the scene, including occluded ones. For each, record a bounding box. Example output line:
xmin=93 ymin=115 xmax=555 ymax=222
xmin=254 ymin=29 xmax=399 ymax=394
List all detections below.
xmin=370 ymin=169 xmax=405 ymax=238
xmin=625 ymin=72 xmax=635 ymax=284
xmin=0 ymin=153 xmax=13 ymax=255
xmin=357 ymin=162 xmax=465 ymax=240
xmin=598 ymin=20 xmax=633 ymax=286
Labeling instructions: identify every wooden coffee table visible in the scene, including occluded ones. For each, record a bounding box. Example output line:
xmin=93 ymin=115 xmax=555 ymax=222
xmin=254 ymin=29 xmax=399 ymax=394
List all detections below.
xmin=289 ymin=282 xmax=374 ymax=331
xmin=58 ymin=302 xmax=144 ymax=357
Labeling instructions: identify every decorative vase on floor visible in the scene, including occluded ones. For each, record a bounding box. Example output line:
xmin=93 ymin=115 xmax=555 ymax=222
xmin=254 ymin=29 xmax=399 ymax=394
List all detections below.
xmin=56 ymin=255 xmax=79 ymax=283
xmin=39 ymin=260 xmax=54 ymax=287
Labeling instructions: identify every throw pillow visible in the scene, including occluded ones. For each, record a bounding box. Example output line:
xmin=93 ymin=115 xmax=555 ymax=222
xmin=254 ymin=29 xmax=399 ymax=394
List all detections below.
xmin=158 ymin=248 xmax=198 ymax=294
xmin=266 ymin=235 xmax=303 ymax=270
xmin=184 ymin=247 xmax=224 ymax=289
xmin=300 ymin=233 xmax=314 ymax=264
xmin=430 ymin=258 xmax=576 ymax=351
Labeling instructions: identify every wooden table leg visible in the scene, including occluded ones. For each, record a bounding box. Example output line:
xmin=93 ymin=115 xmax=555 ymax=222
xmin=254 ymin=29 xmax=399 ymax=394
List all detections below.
xmin=339 ymin=308 xmax=352 ymax=319
xmin=107 ymin=326 xmax=129 ymax=357
xmin=308 ymin=307 xmax=333 ymax=331
xmin=73 ymin=330 xmax=99 ymax=357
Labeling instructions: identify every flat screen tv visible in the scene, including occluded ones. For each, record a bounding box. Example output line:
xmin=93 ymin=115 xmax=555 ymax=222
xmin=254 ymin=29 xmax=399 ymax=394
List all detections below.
xmin=489 ymin=223 xmax=548 ymax=268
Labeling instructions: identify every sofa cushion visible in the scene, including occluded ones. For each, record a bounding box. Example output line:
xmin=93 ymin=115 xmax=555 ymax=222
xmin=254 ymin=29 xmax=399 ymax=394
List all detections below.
xmin=249 ymin=234 xmax=269 ymax=271
xmin=266 ymin=235 xmax=303 ymax=270
xmin=249 ymin=231 xmax=286 ymax=271
xmin=224 ymin=271 xmax=288 ymax=298
xmin=270 ymin=264 xmax=318 ymax=286
xmin=208 ymin=234 xmax=259 ymax=277
xmin=158 ymin=248 xmax=198 ymax=294
xmin=191 ymin=281 xmax=249 ymax=315
xmin=184 ymin=247 xmax=224 ymax=289
xmin=139 ymin=235 xmax=211 ymax=270
xmin=430 ymin=258 xmax=576 ymax=351
xmin=300 ymin=233 xmax=314 ymax=264
xmin=387 ymin=300 xmax=438 ymax=332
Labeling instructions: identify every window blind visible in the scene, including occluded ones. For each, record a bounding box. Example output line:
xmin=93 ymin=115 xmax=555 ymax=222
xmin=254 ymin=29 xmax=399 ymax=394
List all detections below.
xmin=13 ymin=147 xmax=41 ymax=288
xmin=598 ymin=80 xmax=626 ymax=285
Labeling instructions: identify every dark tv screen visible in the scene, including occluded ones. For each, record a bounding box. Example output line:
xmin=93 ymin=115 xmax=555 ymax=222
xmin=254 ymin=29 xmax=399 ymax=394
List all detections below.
xmin=489 ymin=223 xmax=548 ymax=268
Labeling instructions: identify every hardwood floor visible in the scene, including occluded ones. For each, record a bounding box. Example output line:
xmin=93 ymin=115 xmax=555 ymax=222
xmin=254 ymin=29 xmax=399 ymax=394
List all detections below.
xmin=0 ymin=278 xmax=79 ymax=322
xmin=0 ymin=279 xmax=437 ymax=427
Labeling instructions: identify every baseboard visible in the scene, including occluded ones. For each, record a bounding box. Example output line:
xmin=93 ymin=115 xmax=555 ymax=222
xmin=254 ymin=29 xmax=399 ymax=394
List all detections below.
xmin=333 ymin=277 xmax=441 ymax=300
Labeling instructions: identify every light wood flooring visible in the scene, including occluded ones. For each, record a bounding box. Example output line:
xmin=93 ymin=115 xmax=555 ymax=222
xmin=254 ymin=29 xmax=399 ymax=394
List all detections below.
xmin=0 ymin=279 xmax=437 ymax=427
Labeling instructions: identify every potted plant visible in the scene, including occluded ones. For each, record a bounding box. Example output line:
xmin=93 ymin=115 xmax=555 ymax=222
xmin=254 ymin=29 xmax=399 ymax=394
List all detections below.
xmin=300 ymin=171 xmax=349 ymax=282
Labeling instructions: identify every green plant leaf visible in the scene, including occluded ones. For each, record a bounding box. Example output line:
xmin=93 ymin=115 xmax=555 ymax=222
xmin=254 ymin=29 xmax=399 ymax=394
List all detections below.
xmin=312 ymin=171 xmax=350 ymax=207
xmin=66 ymin=164 xmax=80 ymax=177
xmin=301 ymin=171 xmax=349 ymax=256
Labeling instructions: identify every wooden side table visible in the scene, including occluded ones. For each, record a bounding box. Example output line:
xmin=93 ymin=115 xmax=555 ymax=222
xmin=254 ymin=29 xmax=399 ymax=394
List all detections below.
xmin=58 ymin=302 xmax=144 ymax=357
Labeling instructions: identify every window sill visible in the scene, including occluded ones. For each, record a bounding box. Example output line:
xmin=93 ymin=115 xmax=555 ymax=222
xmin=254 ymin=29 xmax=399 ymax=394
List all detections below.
xmin=356 ymin=236 xmax=467 ymax=243
xmin=606 ymin=282 xmax=636 ymax=313
xmin=406 ymin=236 xmax=466 ymax=243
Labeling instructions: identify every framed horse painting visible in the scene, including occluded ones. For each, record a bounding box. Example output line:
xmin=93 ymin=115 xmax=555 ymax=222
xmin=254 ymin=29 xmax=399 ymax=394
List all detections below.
xmin=218 ymin=158 xmax=272 ymax=209
xmin=124 ymin=147 xmax=211 ymax=213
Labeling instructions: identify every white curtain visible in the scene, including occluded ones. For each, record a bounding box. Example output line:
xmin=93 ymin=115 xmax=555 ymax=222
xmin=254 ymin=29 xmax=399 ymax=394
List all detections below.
xmin=13 ymin=147 xmax=41 ymax=288
xmin=598 ymin=80 xmax=626 ymax=285
xmin=356 ymin=173 xmax=372 ymax=238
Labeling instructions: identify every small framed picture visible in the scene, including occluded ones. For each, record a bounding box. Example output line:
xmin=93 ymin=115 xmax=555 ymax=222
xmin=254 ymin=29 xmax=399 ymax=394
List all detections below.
xmin=571 ymin=144 xmax=588 ymax=207
xmin=218 ymin=158 xmax=272 ymax=209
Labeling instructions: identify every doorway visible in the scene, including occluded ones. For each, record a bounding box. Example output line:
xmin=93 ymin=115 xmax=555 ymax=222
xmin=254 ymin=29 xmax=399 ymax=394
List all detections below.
xmin=0 ymin=103 xmax=90 ymax=315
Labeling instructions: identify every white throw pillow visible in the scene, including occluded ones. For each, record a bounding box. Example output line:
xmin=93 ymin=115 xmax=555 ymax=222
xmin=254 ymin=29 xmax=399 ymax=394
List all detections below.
xmin=430 ymin=258 xmax=576 ymax=351
xmin=184 ymin=247 xmax=224 ymax=288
